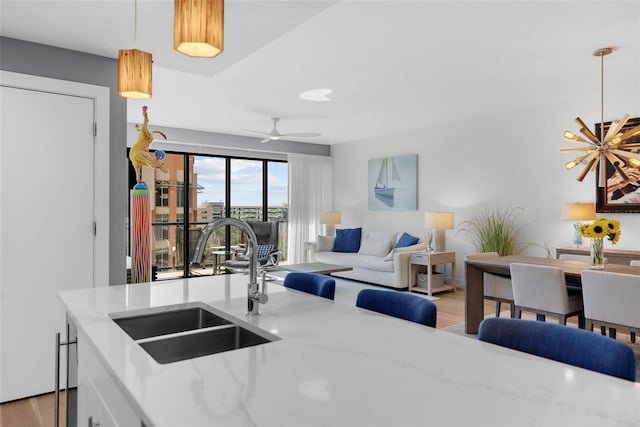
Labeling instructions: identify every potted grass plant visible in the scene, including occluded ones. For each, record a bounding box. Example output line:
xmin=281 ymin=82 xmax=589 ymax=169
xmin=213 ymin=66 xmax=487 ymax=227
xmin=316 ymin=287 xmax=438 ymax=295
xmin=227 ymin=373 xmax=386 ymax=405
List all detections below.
xmin=458 ymin=206 xmax=529 ymax=256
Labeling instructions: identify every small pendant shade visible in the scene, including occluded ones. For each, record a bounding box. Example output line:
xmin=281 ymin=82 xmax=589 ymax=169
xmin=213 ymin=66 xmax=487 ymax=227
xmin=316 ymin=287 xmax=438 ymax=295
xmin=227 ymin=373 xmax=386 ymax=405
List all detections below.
xmin=174 ymin=0 xmax=224 ymax=58
xmin=118 ymin=49 xmax=153 ymax=99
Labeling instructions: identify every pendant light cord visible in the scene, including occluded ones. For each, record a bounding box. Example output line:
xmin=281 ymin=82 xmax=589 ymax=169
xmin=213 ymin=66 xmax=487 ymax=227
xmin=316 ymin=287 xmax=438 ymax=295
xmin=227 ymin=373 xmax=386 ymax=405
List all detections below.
xmin=134 ymin=0 xmax=138 ymax=44
xmin=600 ymin=51 xmax=604 ymax=139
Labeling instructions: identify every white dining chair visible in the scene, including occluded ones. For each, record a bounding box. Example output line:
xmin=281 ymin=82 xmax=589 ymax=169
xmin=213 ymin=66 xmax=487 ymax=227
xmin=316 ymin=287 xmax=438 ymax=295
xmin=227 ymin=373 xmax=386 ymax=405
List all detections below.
xmin=580 ymin=270 xmax=639 ymax=343
xmin=510 ymin=263 xmax=584 ymax=327
xmin=465 ymin=252 xmax=514 ymax=317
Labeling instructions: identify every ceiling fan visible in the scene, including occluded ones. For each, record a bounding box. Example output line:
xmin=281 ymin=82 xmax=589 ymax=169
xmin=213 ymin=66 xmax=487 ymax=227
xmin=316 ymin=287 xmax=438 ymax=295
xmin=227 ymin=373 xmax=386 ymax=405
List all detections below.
xmin=241 ymin=117 xmax=321 ymax=143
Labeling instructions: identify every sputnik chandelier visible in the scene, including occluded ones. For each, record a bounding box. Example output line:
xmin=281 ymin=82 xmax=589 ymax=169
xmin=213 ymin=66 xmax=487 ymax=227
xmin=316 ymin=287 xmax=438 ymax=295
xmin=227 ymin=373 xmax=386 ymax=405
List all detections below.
xmin=561 ymin=47 xmax=640 ymax=187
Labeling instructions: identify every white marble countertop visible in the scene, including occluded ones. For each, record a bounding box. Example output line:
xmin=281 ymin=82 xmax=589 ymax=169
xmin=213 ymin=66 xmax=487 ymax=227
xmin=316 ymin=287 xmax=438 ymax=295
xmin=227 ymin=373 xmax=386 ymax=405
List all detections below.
xmin=59 ymin=275 xmax=640 ymax=426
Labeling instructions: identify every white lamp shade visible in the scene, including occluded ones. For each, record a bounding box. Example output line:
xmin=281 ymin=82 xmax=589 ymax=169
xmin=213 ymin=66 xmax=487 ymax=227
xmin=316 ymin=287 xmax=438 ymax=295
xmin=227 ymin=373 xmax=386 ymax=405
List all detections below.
xmin=561 ymin=203 xmax=596 ymax=221
xmin=320 ymin=211 xmax=341 ymax=225
xmin=424 ymin=211 xmax=455 ymax=230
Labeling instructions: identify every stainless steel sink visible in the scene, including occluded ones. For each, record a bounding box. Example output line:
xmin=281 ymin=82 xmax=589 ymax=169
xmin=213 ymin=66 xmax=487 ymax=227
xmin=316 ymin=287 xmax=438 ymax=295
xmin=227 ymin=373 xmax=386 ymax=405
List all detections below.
xmin=112 ymin=306 xmax=230 ymax=340
xmin=139 ymin=325 xmax=274 ymax=364
xmin=110 ymin=303 xmax=280 ymax=363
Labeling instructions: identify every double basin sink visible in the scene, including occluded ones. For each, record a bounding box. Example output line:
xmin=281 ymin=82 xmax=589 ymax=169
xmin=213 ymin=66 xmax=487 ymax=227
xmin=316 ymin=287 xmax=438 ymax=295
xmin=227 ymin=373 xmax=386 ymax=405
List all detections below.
xmin=110 ymin=302 xmax=280 ymax=364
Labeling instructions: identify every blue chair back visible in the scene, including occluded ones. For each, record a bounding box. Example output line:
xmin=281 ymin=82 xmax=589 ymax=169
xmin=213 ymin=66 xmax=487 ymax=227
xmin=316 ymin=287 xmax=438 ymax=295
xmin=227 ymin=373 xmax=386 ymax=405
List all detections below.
xmin=355 ymin=289 xmax=437 ymax=327
xmin=283 ymin=272 xmax=336 ymax=300
xmin=478 ymin=317 xmax=637 ymax=382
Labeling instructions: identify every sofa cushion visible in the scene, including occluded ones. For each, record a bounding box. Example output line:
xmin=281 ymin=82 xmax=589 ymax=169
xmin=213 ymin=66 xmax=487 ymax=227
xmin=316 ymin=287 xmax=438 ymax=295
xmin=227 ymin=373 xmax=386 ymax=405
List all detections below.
xmin=358 ymin=238 xmax=392 ymax=257
xmin=384 ymin=242 xmax=427 ymax=261
xmin=333 ymin=227 xmax=362 ymax=253
xmin=316 ymin=235 xmax=335 ymax=252
xmin=367 ymin=231 xmax=398 ymax=244
xmin=314 ymin=251 xmax=394 ymax=272
xmin=395 ymin=232 xmax=420 ymax=248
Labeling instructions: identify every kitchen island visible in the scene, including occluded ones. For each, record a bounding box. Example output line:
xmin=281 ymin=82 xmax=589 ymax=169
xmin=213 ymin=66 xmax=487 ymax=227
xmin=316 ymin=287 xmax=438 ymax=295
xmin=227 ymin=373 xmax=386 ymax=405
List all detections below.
xmin=59 ymin=274 xmax=640 ymax=426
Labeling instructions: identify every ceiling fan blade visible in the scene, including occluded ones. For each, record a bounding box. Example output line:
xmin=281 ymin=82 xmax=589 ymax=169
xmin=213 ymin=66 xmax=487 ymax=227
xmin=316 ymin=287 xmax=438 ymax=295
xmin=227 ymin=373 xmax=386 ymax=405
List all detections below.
xmin=280 ymin=132 xmax=321 ymax=137
xmin=239 ymin=128 xmax=270 ymax=136
xmin=259 ymin=137 xmax=271 ymax=144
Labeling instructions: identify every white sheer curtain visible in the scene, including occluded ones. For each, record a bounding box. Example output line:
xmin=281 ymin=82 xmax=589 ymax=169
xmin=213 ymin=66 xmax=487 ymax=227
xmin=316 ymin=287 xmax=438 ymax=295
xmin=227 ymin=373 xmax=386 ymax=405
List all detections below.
xmin=287 ymin=154 xmax=333 ymax=264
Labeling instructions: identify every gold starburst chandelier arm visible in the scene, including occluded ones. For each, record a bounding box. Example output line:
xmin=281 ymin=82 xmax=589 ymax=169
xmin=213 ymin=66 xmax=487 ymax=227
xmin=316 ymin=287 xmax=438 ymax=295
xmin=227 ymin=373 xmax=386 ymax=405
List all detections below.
xmin=604 ymin=152 xmax=630 ymax=181
xmin=577 ymin=156 xmax=598 ymax=182
xmin=574 ymin=117 xmax=601 ymax=145
xmin=563 ymin=130 xmax=596 ymax=145
xmin=611 ymin=124 xmax=640 ymax=145
xmin=566 ymin=150 xmax=598 ymax=171
xmin=616 ymin=143 xmax=640 ymax=149
xmin=610 ymin=149 xmax=640 ymax=167
xmin=604 ymin=114 xmax=631 ymax=143
xmin=560 ymin=146 xmax=593 ymax=153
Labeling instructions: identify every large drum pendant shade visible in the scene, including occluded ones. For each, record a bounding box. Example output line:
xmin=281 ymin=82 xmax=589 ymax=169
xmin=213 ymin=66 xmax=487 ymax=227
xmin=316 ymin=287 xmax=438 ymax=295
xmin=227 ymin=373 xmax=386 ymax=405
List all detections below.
xmin=118 ymin=49 xmax=153 ymax=99
xmin=174 ymin=0 xmax=224 ymax=58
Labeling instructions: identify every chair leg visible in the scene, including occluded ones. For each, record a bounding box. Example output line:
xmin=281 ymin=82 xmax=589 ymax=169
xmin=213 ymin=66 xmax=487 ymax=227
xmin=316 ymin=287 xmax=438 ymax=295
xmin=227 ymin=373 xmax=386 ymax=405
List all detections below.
xmin=515 ymin=307 xmax=522 ymax=319
xmin=536 ymin=313 xmax=545 ymax=322
xmin=509 ymin=304 xmax=515 ymax=319
xmin=631 ymin=332 xmax=636 ymax=344
xmin=559 ymin=315 xmax=566 ymax=326
xmin=609 ymin=328 xmax=617 ymax=339
xmin=577 ymin=313 xmax=585 ymax=329
xmin=586 ymin=319 xmax=593 ymax=332
xmin=600 ymin=326 xmax=606 ymax=336
xmin=495 ymin=301 xmax=502 ymax=317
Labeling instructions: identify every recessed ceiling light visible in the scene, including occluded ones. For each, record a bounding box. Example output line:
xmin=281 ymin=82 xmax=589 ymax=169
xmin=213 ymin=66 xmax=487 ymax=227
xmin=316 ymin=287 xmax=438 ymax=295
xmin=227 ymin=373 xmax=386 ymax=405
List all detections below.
xmin=299 ymin=88 xmax=333 ymax=102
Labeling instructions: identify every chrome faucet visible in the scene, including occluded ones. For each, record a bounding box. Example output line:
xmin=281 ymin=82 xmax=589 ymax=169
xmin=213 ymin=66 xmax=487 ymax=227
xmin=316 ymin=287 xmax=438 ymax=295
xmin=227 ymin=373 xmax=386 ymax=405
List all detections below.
xmin=191 ymin=218 xmax=268 ymax=315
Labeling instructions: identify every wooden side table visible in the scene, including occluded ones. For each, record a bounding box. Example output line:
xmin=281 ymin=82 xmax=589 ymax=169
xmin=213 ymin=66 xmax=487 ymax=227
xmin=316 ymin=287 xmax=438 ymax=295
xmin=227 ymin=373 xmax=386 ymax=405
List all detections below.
xmin=409 ymin=251 xmax=456 ymax=296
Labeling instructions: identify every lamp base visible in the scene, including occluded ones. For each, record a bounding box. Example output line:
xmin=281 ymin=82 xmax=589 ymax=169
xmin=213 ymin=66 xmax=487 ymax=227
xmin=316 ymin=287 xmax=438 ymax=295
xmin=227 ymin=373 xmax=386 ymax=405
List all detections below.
xmin=323 ymin=224 xmax=336 ymax=237
xmin=433 ymin=230 xmax=446 ymax=253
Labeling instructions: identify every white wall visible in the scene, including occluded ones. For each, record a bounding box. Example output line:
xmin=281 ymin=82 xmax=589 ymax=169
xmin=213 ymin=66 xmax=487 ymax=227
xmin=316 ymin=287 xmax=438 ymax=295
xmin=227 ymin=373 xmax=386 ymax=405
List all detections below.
xmin=332 ymin=95 xmax=640 ymax=286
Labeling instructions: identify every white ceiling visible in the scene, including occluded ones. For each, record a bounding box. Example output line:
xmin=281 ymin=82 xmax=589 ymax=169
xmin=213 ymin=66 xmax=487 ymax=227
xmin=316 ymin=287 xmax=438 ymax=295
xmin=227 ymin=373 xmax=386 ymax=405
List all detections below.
xmin=1 ymin=0 xmax=639 ymax=145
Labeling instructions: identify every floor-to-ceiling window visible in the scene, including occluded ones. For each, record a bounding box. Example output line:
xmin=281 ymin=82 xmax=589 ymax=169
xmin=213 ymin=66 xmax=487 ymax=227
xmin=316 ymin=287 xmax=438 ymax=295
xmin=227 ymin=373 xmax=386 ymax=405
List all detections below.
xmin=128 ymin=151 xmax=288 ymax=281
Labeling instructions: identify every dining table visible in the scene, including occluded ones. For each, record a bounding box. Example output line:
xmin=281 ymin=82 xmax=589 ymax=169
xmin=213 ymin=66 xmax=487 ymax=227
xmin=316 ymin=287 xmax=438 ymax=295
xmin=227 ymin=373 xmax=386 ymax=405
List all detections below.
xmin=464 ymin=255 xmax=640 ymax=334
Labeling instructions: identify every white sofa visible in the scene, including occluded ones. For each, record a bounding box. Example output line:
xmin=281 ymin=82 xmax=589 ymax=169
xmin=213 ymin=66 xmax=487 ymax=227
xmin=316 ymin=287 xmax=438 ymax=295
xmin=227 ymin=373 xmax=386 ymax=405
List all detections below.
xmin=310 ymin=230 xmax=426 ymax=289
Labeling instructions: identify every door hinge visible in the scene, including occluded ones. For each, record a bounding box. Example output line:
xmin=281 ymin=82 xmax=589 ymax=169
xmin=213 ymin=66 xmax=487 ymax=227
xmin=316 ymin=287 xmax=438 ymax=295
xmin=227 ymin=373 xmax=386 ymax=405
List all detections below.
xmin=93 ymin=222 xmax=97 ymax=236
xmin=93 ymin=122 xmax=97 ymax=136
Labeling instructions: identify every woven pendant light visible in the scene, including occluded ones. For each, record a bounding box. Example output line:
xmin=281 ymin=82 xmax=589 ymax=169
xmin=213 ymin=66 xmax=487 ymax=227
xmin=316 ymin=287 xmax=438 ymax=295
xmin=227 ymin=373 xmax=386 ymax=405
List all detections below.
xmin=174 ymin=0 xmax=224 ymax=58
xmin=118 ymin=49 xmax=153 ymax=99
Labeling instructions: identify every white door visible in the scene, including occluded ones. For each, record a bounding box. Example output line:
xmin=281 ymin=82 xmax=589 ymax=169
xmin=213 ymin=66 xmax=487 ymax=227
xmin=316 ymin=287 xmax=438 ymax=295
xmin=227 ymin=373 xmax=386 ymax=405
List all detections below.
xmin=1 ymin=85 xmax=95 ymax=401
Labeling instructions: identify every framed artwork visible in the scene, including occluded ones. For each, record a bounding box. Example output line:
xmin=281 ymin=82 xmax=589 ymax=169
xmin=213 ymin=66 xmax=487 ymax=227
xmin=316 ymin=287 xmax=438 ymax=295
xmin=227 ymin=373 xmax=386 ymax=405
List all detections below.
xmin=596 ymin=117 xmax=640 ymax=212
xmin=368 ymin=154 xmax=417 ymax=210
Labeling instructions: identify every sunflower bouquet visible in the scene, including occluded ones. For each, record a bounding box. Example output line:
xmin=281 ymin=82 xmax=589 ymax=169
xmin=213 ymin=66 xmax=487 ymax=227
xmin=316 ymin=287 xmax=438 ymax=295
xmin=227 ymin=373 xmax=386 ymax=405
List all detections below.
xmin=578 ymin=217 xmax=621 ymax=269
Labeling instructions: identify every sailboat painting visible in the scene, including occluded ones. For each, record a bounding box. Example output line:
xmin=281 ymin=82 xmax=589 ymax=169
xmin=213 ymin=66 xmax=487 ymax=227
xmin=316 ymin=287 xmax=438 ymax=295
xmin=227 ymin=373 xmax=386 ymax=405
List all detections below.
xmin=368 ymin=154 xmax=417 ymax=210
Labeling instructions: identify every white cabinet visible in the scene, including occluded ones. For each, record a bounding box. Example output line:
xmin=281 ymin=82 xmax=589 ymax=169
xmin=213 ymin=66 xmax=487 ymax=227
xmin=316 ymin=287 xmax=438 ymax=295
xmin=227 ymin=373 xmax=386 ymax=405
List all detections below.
xmin=77 ymin=332 xmax=141 ymax=427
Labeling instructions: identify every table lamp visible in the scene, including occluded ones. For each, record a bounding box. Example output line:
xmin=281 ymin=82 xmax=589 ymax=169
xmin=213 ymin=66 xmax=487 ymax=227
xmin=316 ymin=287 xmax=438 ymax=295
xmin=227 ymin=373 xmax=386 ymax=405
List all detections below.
xmin=320 ymin=211 xmax=341 ymax=237
xmin=561 ymin=202 xmax=596 ymax=247
xmin=424 ymin=211 xmax=455 ymax=253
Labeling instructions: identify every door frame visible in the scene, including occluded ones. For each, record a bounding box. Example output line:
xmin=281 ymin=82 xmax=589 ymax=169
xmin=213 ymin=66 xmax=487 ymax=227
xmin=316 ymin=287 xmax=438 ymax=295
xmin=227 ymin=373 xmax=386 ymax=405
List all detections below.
xmin=0 ymin=70 xmax=110 ymax=286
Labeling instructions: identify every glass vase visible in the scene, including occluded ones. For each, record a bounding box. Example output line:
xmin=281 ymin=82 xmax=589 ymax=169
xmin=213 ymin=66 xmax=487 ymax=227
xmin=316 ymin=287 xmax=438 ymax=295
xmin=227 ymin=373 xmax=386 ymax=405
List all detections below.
xmin=590 ymin=237 xmax=605 ymax=270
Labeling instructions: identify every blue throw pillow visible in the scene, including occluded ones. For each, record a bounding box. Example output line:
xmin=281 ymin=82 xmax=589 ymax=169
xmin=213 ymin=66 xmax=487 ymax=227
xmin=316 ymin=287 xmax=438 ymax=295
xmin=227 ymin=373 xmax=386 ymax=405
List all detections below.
xmin=333 ymin=228 xmax=362 ymax=253
xmin=395 ymin=232 xmax=419 ymax=248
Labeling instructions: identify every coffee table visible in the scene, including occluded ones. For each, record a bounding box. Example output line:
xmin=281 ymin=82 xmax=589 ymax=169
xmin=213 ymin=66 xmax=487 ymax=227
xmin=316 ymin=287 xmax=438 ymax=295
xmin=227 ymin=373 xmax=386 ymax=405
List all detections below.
xmin=279 ymin=262 xmax=352 ymax=275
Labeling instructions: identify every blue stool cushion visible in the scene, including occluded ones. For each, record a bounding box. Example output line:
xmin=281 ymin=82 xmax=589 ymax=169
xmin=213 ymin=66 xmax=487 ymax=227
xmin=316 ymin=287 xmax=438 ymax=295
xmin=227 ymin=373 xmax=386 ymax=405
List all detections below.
xmin=478 ymin=317 xmax=637 ymax=382
xmin=355 ymin=289 xmax=437 ymax=327
xmin=283 ymin=272 xmax=336 ymax=300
